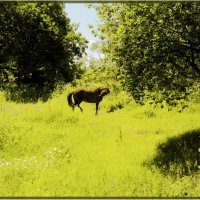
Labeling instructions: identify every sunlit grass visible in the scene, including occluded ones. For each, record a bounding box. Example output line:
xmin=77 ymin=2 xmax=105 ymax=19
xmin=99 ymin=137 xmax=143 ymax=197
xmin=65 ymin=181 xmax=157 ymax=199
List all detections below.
xmin=0 ymin=90 xmax=199 ymax=197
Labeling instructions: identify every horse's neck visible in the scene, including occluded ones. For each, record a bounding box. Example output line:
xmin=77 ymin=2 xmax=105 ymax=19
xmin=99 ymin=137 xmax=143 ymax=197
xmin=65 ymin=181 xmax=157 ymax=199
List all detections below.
xmin=99 ymin=93 xmax=105 ymax=99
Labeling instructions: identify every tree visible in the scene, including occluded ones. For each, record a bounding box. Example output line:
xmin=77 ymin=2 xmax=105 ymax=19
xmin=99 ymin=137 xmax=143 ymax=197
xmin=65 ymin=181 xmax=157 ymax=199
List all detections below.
xmin=92 ymin=3 xmax=200 ymax=101
xmin=0 ymin=2 xmax=87 ymax=101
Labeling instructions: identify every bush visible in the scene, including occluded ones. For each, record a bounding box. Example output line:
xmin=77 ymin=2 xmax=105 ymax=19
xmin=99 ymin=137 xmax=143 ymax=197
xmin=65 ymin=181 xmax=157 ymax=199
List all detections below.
xmin=107 ymin=102 xmax=124 ymax=113
xmin=187 ymin=81 xmax=200 ymax=103
xmin=2 ymin=81 xmax=68 ymax=103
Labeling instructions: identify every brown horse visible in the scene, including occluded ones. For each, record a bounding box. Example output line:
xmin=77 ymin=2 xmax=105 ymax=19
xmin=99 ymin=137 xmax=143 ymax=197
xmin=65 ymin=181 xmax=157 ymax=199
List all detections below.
xmin=67 ymin=86 xmax=110 ymax=115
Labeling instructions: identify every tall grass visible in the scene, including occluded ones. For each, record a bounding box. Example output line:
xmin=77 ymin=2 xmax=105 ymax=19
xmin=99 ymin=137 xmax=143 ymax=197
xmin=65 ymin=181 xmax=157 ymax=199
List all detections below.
xmin=0 ymin=88 xmax=199 ymax=197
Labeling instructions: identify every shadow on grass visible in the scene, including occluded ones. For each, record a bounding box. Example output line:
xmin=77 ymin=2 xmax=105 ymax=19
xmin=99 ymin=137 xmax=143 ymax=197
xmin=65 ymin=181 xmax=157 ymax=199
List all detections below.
xmin=148 ymin=129 xmax=200 ymax=177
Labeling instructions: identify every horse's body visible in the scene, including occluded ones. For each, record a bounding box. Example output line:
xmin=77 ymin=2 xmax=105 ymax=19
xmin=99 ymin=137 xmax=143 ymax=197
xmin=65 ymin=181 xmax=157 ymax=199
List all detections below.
xmin=67 ymin=86 xmax=110 ymax=115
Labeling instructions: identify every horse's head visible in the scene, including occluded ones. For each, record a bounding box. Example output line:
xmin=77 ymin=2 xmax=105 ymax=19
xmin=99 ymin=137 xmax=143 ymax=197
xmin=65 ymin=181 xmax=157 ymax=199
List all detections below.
xmin=98 ymin=86 xmax=110 ymax=96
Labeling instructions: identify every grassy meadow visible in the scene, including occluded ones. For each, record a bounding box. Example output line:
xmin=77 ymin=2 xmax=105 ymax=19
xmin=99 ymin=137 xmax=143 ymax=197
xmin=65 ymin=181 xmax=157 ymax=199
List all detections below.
xmin=0 ymin=85 xmax=199 ymax=197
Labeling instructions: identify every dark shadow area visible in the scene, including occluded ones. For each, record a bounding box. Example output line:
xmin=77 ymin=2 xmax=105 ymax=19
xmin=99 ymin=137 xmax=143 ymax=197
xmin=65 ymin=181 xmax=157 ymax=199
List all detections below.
xmin=3 ymin=83 xmax=61 ymax=103
xmin=149 ymin=129 xmax=200 ymax=177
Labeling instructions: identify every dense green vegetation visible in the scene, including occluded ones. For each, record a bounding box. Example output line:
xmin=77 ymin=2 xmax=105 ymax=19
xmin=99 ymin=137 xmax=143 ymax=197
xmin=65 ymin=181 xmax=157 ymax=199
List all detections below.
xmin=90 ymin=3 xmax=200 ymax=102
xmin=1 ymin=2 xmax=200 ymax=104
xmin=0 ymin=2 xmax=87 ymax=101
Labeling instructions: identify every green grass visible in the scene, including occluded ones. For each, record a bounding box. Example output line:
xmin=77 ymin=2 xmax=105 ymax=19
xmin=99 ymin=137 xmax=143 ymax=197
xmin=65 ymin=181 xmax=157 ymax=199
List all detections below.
xmin=0 ymin=89 xmax=199 ymax=197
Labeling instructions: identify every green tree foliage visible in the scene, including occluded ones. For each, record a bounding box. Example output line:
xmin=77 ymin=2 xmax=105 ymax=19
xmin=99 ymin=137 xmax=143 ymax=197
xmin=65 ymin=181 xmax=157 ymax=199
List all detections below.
xmin=76 ymin=57 xmax=118 ymax=86
xmin=0 ymin=2 xmax=87 ymax=101
xmin=92 ymin=3 xmax=200 ymax=102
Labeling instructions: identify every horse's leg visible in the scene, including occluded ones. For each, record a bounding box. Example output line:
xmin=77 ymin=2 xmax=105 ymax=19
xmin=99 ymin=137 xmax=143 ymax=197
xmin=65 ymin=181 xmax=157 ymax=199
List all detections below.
xmin=78 ymin=104 xmax=83 ymax=112
xmin=95 ymin=102 xmax=99 ymax=115
xmin=72 ymin=104 xmax=75 ymax=111
xmin=73 ymin=96 xmax=83 ymax=112
xmin=71 ymin=101 xmax=75 ymax=111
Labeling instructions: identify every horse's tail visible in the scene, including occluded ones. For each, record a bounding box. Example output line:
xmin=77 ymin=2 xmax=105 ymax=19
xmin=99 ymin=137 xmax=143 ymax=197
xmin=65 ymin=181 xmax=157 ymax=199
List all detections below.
xmin=67 ymin=92 xmax=74 ymax=107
